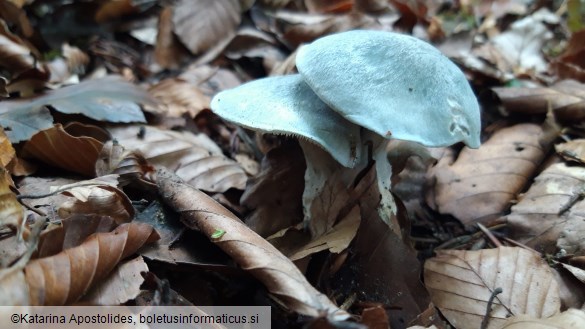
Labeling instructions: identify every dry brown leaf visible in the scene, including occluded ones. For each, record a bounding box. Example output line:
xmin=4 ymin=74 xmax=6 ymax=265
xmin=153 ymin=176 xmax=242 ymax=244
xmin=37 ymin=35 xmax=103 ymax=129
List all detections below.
xmin=155 ymin=168 xmax=348 ymax=320
xmin=58 ymin=185 xmax=134 ymax=225
xmin=273 ymin=10 xmax=381 ymax=49
xmin=0 ymin=18 xmax=39 ymax=77
xmin=109 ymin=125 xmax=247 ymax=193
xmin=155 ymin=7 xmax=190 ymax=69
xmin=556 ymin=139 xmax=585 ymax=164
xmin=96 ymin=140 xmax=155 ymax=186
xmin=553 ymin=29 xmax=585 ymax=82
xmin=305 ymin=0 xmax=354 ymax=13
xmin=22 ymin=123 xmax=105 ymax=177
xmin=507 ymin=163 xmax=585 ymax=255
xmin=348 ymin=170 xmax=430 ymax=327
xmin=427 ymin=124 xmax=549 ymax=227
xmin=36 ymin=215 xmax=117 ymax=259
xmin=241 ymin=143 xmax=305 ymax=237
xmin=12 ymin=222 xmax=158 ymax=305
xmin=172 ymin=0 xmax=241 ymax=55
xmin=148 ymin=78 xmax=210 ymax=118
xmin=0 ymin=127 xmax=15 ymax=167
xmin=268 ymin=204 xmax=361 ymax=260
xmin=0 ymin=166 xmax=23 ymax=232
xmin=492 ymin=80 xmax=585 ymax=123
xmin=81 ymin=255 xmax=148 ymax=305
xmin=424 ymin=247 xmax=560 ymax=329
xmin=361 ymin=305 xmax=390 ymax=329
xmin=502 ymin=308 xmax=585 ymax=329
xmin=95 ymin=0 xmax=139 ymax=22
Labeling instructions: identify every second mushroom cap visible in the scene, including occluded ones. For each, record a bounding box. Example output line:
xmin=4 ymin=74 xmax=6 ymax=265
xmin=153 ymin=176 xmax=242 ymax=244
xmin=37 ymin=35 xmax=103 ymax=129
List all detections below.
xmin=296 ymin=30 xmax=481 ymax=149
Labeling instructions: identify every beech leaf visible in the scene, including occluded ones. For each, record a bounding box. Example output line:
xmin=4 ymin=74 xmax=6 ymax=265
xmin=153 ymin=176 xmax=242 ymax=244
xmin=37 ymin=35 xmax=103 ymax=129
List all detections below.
xmin=424 ymin=247 xmax=560 ymax=329
xmin=156 ymin=168 xmax=348 ymax=320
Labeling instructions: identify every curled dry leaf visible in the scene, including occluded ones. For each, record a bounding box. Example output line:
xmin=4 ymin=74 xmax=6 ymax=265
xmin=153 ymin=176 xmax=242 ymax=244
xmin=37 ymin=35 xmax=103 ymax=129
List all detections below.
xmin=0 ymin=166 xmax=23 ymax=232
xmin=58 ymin=185 xmax=134 ymax=225
xmin=109 ymin=125 xmax=247 ymax=193
xmin=36 ymin=215 xmax=117 ymax=259
xmin=155 ymin=168 xmax=349 ymax=320
xmin=172 ymin=0 xmax=241 ymax=55
xmin=556 ymin=139 xmax=585 ymax=164
xmin=553 ymin=29 xmax=585 ymax=82
xmin=492 ymin=80 xmax=585 ymax=123
xmin=0 ymin=18 xmax=38 ymax=77
xmin=427 ymin=124 xmax=549 ymax=227
xmin=502 ymin=308 xmax=585 ymax=329
xmin=424 ymin=247 xmax=560 ymax=329
xmin=22 ymin=123 xmax=105 ymax=177
xmin=507 ymin=163 xmax=585 ymax=255
xmin=0 ymin=222 xmax=158 ymax=305
xmin=96 ymin=140 xmax=155 ymax=186
xmin=0 ymin=126 xmax=15 ymax=167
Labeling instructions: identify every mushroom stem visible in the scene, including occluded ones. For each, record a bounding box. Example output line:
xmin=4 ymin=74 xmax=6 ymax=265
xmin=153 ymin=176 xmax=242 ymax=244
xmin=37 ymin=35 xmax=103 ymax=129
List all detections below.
xmin=299 ymin=131 xmax=400 ymax=237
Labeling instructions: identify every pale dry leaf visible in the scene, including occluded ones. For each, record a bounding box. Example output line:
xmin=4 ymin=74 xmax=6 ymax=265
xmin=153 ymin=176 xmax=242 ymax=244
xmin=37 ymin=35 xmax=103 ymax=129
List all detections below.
xmin=507 ymin=163 xmax=585 ymax=255
xmin=502 ymin=308 xmax=585 ymax=329
xmin=58 ymin=185 xmax=134 ymax=225
xmin=424 ymin=247 xmax=560 ymax=329
xmin=0 ymin=127 xmax=15 ymax=167
xmin=492 ymin=80 xmax=585 ymax=121
xmin=81 ymin=256 xmax=148 ymax=305
xmin=172 ymin=0 xmax=241 ymax=55
xmin=556 ymin=139 xmax=585 ymax=164
xmin=427 ymin=124 xmax=548 ymax=227
xmin=483 ymin=8 xmax=558 ymax=74
xmin=0 ymin=166 xmax=23 ymax=232
xmin=147 ymin=78 xmax=210 ymax=118
xmin=560 ymin=263 xmax=585 ymax=285
xmin=288 ymin=205 xmax=360 ymax=260
xmin=50 ymin=175 xmax=119 ymax=201
xmin=156 ymin=169 xmax=349 ymax=320
xmin=109 ymin=125 xmax=247 ymax=193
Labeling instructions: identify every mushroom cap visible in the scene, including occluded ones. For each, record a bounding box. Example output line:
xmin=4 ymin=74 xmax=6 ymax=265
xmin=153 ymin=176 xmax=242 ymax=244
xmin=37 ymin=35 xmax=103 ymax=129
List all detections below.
xmin=296 ymin=30 xmax=481 ymax=148
xmin=210 ymin=74 xmax=362 ymax=167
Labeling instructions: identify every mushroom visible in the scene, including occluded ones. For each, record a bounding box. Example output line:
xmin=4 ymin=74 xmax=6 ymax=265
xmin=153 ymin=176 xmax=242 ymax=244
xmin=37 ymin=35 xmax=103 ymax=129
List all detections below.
xmin=211 ymin=30 xmax=481 ymax=234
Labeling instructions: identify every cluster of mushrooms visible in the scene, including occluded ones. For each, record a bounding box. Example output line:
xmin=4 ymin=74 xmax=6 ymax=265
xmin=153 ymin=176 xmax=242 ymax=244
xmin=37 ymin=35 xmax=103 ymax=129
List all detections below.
xmin=211 ymin=30 xmax=481 ymax=233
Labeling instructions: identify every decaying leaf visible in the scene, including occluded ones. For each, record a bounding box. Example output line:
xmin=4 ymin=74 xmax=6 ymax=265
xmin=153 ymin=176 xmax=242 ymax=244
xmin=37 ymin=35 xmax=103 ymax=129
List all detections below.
xmin=424 ymin=247 xmax=560 ymax=329
xmin=109 ymin=125 xmax=247 ymax=193
xmin=81 ymin=255 xmax=148 ymax=305
xmin=556 ymin=139 xmax=585 ymax=164
xmin=156 ymin=168 xmax=349 ymax=320
xmin=0 ymin=18 xmax=39 ymax=77
xmin=96 ymin=140 xmax=155 ymax=186
xmin=241 ymin=143 xmax=305 ymax=237
xmin=58 ymin=185 xmax=134 ymax=224
xmin=147 ymin=78 xmax=210 ymax=118
xmin=427 ymin=124 xmax=549 ymax=227
xmin=21 ymin=123 xmax=105 ymax=177
xmin=502 ymin=308 xmax=585 ymax=329
xmin=492 ymin=80 xmax=585 ymax=122
xmin=0 ymin=127 xmax=15 ymax=167
xmin=172 ymin=0 xmax=241 ymax=56
xmin=36 ymin=215 xmax=117 ymax=259
xmin=507 ymin=163 xmax=585 ymax=255
xmin=553 ymin=29 xmax=585 ymax=82
xmin=0 ymin=166 xmax=23 ymax=232
xmin=480 ymin=8 xmax=558 ymax=74
xmin=0 ymin=222 xmax=159 ymax=305
xmin=155 ymin=7 xmax=190 ymax=69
